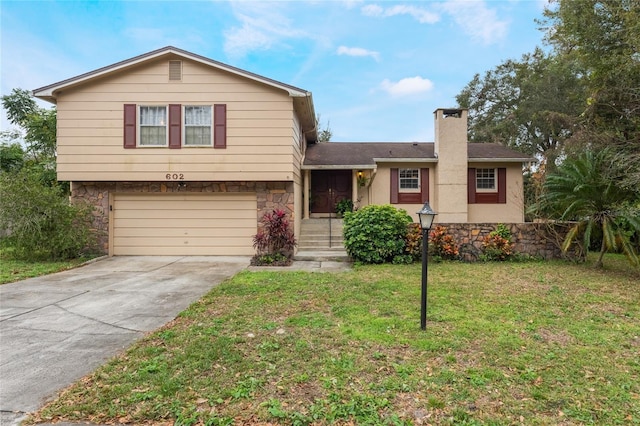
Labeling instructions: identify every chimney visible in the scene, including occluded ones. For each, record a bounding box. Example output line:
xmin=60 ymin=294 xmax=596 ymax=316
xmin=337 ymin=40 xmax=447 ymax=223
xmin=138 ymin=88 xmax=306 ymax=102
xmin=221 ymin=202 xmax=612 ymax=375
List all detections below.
xmin=433 ymin=108 xmax=469 ymax=223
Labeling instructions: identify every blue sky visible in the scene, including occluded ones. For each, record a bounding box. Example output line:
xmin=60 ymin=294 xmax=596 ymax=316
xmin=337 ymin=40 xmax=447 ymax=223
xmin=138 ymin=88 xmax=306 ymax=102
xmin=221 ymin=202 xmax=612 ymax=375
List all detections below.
xmin=1 ymin=0 xmax=548 ymax=142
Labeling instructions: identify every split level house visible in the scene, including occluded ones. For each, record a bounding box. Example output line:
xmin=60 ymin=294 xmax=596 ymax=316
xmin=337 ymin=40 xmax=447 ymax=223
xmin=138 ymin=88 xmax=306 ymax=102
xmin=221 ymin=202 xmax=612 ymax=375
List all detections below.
xmin=33 ymin=46 xmax=532 ymax=256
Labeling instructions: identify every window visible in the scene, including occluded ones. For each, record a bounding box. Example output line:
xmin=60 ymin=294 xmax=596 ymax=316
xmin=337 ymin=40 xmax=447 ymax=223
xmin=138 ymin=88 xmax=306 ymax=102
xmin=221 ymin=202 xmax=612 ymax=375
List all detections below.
xmin=468 ymin=168 xmax=506 ymax=204
xmin=476 ymin=168 xmax=496 ymax=192
xmin=139 ymin=106 xmax=167 ymax=146
xmin=184 ymin=106 xmax=212 ymax=146
xmin=124 ymin=103 xmax=226 ymax=149
xmin=390 ymin=168 xmax=429 ymax=204
xmin=399 ymin=168 xmax=420 ymax=191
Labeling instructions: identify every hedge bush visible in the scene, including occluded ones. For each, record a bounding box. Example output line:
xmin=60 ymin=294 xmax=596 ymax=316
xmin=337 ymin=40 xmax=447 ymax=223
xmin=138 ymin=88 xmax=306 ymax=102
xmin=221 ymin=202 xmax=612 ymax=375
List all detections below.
xmin=343 ymin=204 xmax=413 ymax=264
xmin=0 ymin=169 xmax=96 ymax=260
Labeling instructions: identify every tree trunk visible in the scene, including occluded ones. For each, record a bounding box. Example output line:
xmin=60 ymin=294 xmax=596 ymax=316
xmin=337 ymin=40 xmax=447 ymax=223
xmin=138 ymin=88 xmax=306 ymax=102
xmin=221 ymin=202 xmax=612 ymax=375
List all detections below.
xmin=595 ymin=238 xmax=606 ymax=268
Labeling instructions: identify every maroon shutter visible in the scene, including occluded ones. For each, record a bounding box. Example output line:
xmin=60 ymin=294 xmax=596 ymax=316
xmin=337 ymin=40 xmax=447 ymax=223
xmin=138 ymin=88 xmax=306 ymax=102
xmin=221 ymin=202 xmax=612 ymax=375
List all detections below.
xmin=123 ymin=104 xmax=136 ymax=149
xmin=169 ymin=104 xmax=181 ymax=149
xmin=214 ymin=104 xmax=226 ymax=149
xmin=498 ymin=168 xmax=507 ymax=203
xmin=468 ymin=168 xmax=476 ymax=204
xmin=390 ymin=168 xmax=399 ymax=203
xmin=420 ymin=168 xmax=429 ymax=202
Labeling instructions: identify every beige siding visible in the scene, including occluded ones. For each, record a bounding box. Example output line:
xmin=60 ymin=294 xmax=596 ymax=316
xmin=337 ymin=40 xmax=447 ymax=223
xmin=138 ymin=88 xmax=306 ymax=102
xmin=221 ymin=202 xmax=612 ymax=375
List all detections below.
xmin=111 ymin=193 xmax=256 ymax=255
xmin=369 ymin=162 xmax=524 ymax=224
xmin=56 ymin=55 xmax=299 ymax=182
xmin=292 ymin=112 xmax=303 ymax=243
xmin=370 ymin=164 xmax=435 ymax=222
xmin=467 ymin=163 xmax=525 ymax=223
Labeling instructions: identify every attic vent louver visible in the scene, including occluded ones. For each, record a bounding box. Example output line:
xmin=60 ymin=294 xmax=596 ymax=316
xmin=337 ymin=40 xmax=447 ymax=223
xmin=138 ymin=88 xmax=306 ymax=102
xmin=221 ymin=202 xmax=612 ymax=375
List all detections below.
xmin=169 ymin=60 xmax=182 ymax=81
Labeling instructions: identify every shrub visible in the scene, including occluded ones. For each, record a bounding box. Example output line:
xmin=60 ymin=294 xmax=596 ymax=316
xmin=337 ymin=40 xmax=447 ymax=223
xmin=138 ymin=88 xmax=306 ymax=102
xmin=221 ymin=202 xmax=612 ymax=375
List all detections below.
xmin=429 ymin=225 xmax=459 ymax=261
xmin=0 ymin=169 xmax=97 ymax=260
xmin=404 ymin=223 xmax=423 ymax=261
xmin=335 ymin=198 xmax=353 ymax=217
xmin=343 ymin=204 xmax=413 ymax=264
xmin=481 ymin=224 xmax=514 ymax=261
xmin=252 ymin=209 xmax=297 ymax=266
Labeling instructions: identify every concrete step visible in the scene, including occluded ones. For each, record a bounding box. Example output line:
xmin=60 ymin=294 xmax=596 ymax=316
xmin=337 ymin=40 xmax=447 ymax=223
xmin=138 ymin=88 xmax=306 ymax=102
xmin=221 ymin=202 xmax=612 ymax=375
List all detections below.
xmin=294 ymin=250 xmax=351 ymax=262
xmin=299 ymin=219 xmax=346 ymax=251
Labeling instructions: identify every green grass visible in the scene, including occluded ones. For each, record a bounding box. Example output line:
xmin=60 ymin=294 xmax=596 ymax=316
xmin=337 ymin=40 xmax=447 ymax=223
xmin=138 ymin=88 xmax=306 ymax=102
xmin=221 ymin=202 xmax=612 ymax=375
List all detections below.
xmin=30 ymin=254 xmax=640 ymax=425
xmin=0 ymin=249 xmax=98 ymax=284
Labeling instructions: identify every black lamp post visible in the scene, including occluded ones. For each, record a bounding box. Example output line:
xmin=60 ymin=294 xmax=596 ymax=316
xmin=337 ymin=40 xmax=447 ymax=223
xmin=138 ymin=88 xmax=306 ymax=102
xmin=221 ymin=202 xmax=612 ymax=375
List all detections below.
xmin=417 ymin=202 xmax=437 ymax=330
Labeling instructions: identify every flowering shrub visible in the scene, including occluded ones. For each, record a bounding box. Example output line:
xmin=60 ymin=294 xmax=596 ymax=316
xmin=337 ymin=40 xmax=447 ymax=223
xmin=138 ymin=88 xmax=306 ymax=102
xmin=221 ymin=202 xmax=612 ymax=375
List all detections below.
xmin=429 ymin=225 xmax=459 ymax=261
xmin=481 ymin=224 xmax=514 ymax=261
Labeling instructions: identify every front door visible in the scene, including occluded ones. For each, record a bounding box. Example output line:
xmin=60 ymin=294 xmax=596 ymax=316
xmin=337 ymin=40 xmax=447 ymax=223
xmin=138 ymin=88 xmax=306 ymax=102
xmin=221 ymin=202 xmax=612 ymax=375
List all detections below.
xmin=311 ymin=170 xmax=352 ymax=214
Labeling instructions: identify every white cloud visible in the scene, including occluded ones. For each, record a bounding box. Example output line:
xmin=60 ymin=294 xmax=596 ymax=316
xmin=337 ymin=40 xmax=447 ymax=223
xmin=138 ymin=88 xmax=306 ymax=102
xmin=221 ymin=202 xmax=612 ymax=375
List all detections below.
xmin=438 ymin=0 xmax=509 ymax=45
xmin=336 ymin=46 xmax=380 ymax=61
xmin=380 ymin=76 xmax=434 ymax=97
xmin=223 ymin=2 xmax=308 ymax=59
xmin=361 ymin=4 xmax=439 ymax=24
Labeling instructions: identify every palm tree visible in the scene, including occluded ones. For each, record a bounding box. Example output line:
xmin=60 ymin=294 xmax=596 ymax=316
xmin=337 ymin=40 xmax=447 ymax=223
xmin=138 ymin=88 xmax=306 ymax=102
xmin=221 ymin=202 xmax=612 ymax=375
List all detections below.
xmin=534 ymin=149 xmax=640 ymax=268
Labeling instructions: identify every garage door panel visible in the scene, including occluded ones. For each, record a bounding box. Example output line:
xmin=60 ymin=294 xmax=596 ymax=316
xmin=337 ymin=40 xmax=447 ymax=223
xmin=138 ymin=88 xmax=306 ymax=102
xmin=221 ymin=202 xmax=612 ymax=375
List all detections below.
xmin=114 ymin=209 xmax=256 ymax=220
xmin=115 ymin=236 xmax=253 ymax=247
xmin=114 ymin=225 xmax=255 ymax=238
xmin=115 ymin=193 xmax=256 ymax=202
xmin=113 ymin=193 xmax=257 ymax=256
xmin=115 ymin=197 xmax=256 ymax=210
xmin=115 ymin=245 xmax=254 ymax=256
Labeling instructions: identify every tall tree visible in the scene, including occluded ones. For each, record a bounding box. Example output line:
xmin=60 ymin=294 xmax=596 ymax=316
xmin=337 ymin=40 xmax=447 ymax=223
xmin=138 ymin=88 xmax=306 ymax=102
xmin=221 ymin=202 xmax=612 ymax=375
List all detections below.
xmin=456 ymin=49 xmax=584 ymax=171
xmin=1 ymin=88 xmax=57 ymax=164
xmin=540 ymin=0 xmax=640 ymax=192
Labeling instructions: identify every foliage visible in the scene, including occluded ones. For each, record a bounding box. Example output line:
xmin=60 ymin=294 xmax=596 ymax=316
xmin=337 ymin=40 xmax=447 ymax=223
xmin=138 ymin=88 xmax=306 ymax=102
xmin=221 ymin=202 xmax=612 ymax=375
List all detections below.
xmin=1 ymin=88 xmax=63 ymax=191
xmin=252 ymin=209 xmax=296 ymax=265
xmin=32 ymin=258 xmax=640 ymax=425
xmin=481 ymin=224 xmax=514 ymax=261
xmin=428 ymin=225 xmax=460 ymax=261
xmin=316 ymin=113 xmax=333 ymax=143
xmin=334 ymin=198 xmax=353 ymax=217
xmin=404 ymin=222 xmax=423 ymax=261
xmin=0 ymin=169 xmax=97 ymax=261
xmin=0 ymin=142 xmax=25 ymax=173
xmin=456 ymin=48 xmax=584 ymax=172
xmin=533 ymin=149 xmax=640 ymax=268
xmin=342 ymin=204 xmax=413 ymax=264
xmin=1 ymin=88 xmax=57 ymax=163
xmin=540 ymin=0 xmax=640 ymax=192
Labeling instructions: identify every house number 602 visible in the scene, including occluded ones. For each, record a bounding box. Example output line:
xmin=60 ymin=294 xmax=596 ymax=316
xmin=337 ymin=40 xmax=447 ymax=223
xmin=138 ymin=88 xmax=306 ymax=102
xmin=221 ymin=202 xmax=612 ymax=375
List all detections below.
xmin=166 ymin=173 xmax=184 ymax=180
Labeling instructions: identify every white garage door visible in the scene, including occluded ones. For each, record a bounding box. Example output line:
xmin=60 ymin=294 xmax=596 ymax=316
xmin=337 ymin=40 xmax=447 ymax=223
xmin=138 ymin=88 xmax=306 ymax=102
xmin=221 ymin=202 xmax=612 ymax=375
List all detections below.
xmin=112 ymin=193 xmax=257 ymax=256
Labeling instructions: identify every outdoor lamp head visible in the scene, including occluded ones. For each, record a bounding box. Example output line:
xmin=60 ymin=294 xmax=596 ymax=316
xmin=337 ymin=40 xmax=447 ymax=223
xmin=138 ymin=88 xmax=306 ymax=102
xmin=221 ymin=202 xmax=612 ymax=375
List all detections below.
xmin=417 ymin=202 xmax=437 ymax=230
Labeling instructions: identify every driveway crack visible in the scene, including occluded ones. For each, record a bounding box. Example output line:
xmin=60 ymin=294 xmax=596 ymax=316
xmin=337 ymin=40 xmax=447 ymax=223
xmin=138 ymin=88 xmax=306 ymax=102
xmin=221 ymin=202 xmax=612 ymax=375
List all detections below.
xmin=54 ymin=303 xmax=142 ymax=332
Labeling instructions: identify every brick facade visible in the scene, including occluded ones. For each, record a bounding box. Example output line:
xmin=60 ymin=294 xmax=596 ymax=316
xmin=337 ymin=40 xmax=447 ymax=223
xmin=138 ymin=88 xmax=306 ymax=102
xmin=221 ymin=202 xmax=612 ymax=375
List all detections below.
xmin=71 ymin=181 xmax=295 ymax=254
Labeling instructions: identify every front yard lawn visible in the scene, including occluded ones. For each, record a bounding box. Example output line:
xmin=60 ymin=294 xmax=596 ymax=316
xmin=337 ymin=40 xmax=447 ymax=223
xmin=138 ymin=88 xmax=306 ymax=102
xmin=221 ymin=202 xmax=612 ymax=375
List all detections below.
xmin=0 ymin=249 xmax=98 ymax=285
xmin=31 ymin=256 xmax=639 ymax=425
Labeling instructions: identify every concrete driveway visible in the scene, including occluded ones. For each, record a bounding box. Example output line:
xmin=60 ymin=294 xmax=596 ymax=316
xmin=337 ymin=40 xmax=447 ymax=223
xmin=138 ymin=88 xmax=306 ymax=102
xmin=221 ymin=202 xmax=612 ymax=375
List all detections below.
xmin=0 ymin=256 xmax=249 ymax=426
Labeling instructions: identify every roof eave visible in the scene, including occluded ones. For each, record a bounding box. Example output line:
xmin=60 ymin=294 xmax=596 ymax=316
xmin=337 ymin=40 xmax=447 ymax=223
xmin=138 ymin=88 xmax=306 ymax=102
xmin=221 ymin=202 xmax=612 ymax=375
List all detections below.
xmin=302 ymin=164 xmax=376 ymax=170
xmin=32 ymin=46 xmax=311 ymax=102
xmin=373 ymin=158 xmax=438 ymax=163
xmin=469 ymin=158 xmax=537 ymax=163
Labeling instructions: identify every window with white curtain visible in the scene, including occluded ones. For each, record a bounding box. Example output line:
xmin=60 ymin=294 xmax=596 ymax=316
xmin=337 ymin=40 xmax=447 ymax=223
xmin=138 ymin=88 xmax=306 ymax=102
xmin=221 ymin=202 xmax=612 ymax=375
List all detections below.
xmin=139 ymin=106 xmax=167 ymax=146
xmin=184 ymin=106 xmax=212 ymax=146
xmin=399 ymin=168 xmax=420 ymax=192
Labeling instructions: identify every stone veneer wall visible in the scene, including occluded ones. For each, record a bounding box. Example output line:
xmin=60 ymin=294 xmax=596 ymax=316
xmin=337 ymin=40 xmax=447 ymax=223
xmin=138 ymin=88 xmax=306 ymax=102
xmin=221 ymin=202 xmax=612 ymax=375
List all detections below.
xmin=438 ymin=222 xmax=573 ymax=260
xmin=71 ymin=181 xmax=295 ymax=253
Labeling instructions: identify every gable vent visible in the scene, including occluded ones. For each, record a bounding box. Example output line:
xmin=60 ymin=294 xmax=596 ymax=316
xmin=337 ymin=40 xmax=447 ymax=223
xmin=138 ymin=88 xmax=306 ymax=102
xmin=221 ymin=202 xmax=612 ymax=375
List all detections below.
xmin=169 ymin=60 xmax=182 ymax=81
